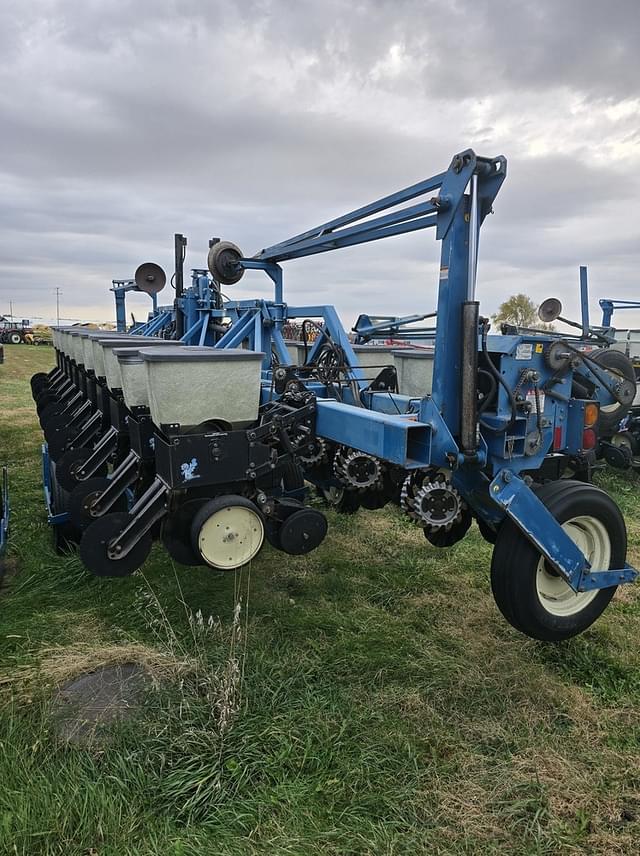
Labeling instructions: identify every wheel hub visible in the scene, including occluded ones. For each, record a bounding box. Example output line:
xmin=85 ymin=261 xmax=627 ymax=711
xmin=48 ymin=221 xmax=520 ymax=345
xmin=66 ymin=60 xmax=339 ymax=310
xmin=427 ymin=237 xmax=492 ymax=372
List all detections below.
xmin=401 ymin=470 xmax=464 ymax=531
xmin=535 ymin=515 xmax=609 ymax=617
xmin=333 ymin=446 xmax=384 ymax=491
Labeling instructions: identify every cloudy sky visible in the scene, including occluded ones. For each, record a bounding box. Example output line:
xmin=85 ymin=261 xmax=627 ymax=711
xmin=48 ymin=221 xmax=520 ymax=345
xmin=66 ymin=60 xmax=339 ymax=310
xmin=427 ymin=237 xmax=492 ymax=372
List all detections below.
xmin=1 ymin=0 xmax=639 ymax=330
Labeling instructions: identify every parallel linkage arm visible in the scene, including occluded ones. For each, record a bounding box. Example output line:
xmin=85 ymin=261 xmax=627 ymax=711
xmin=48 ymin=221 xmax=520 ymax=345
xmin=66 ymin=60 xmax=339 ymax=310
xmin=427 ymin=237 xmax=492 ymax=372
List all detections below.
xmin=250 ymin=150 xmax=506 ymax=265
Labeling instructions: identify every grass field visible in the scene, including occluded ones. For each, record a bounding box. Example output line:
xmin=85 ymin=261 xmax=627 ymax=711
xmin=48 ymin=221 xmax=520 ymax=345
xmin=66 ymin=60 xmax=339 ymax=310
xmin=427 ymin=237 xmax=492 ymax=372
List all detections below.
xmin=2 ymin=343 xmax=640 ymax=855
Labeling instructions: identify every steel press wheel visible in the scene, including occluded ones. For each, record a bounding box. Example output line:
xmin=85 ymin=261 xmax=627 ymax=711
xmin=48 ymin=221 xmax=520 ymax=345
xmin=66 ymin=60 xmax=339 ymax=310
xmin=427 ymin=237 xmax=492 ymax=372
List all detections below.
xmin=41 ymin=406 xmax=73 ymax=433
xmin=47 ymin=428 xmax=79 ymax=462
xmin=69 ymin=477 xmax=127 ymax=529
xmin=80 ymin=512 xmax=151 ymax=577
xmin=43 ymin=410 xmax=82 ymax=439
xmin=31 ymin=373 xmax=51 ymax=397
xmin=190 ymin=495 xmax=264 ymax=570
xmin=56 ymin=448 xmax=107 ymax=492
xmin=490 ymin=481 xmax=626 ymax=641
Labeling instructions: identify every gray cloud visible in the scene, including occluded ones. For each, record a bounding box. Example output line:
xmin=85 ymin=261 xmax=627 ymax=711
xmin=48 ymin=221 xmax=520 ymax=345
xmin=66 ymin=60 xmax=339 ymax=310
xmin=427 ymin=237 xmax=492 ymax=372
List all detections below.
xmin=0 ymin=0 xmax=638 ymax=329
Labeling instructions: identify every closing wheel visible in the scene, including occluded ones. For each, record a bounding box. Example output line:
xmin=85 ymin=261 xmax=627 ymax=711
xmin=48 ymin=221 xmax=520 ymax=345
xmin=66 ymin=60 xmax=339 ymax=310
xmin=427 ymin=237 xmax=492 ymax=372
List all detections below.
xmin=69 ymin=477 xmax=127 ymax=529
xmin=316 ymin=485 xmax=360 ymax=514
xmin=490 ymin=481 xmax=626 ymax=641
xmin=41 ymin=406 xmax=74 ymax=433
xmin=31 ymin=371 xmax=50 ymax=387
xmin=31 ymin=373 xmax=51 ymax=397
xmin=36 ymin=392 xmax=60 ymax=415
xmin=80 ymin=512 xmax=151 ymax=577
xmin=57 ymin=447 xmax=107 ymax=492
xmin=47 ymin=428 xmax=79 ymax=462
xmin=53 ymin=521 xmax=81 ymax=555
xmin=33 ymin=381 xmax=51 ymax=400
xmin=591 ymin=349 xmax=636 ymax=436
xmin=161 ymin=498 xmax=209 ymax=566
xmin=44 ymin=409 xmax=85 ymax=439
xmin=190 ymin=495 xmax=264 ymax=570
xmin=278 ymin=508 xmax=328 ymax=555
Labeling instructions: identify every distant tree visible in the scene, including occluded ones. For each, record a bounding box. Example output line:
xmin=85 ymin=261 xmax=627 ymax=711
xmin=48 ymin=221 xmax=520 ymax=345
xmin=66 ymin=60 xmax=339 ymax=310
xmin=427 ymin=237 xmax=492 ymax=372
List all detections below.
xmin=492 ymin=294 xmax=554 ymax=331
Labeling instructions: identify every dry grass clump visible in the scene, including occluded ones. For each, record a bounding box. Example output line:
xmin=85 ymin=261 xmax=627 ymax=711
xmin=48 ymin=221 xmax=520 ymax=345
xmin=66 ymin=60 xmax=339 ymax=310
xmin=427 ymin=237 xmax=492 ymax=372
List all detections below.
xmin=0 ymin=641 xmax=193 ymax=697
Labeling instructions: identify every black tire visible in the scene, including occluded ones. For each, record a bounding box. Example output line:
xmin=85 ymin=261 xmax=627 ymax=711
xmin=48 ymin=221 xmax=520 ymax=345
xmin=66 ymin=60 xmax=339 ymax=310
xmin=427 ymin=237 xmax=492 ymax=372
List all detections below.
xmin=50 ymin=464 xmax=82 ymax=551
xmin=477 ymin=516 xmax=500 ymax=544
xmin=43 ymin=410 xmax=79 ymax=438
xmin=31 ymin=373 xmax=50 ymax=396
xmin=490 ymin=481 xmax=625 ymax=641
xmin=47 ymin=428 xmax=79 ymax=462
xmin=359 ymin=492 xmax=389 ymax=510
xmin=423 ymin=509 xmax=472 ymax=547
xmin=80 ymin=512 xmax=151 ymax=577
xmin=591 ymin=349 xmax=637 ymax=437
xmin=36 ymin=392 xmax=60 ymax=415
xmin=9 ymin=332 xmax=21 ymax=345
xmin=160 ymin=499 xmax=208 ymax=566
xmin=491 ymin=480 xmax=597 ymax=634
xmin=278 ymin=508 xmax=328 ymax=555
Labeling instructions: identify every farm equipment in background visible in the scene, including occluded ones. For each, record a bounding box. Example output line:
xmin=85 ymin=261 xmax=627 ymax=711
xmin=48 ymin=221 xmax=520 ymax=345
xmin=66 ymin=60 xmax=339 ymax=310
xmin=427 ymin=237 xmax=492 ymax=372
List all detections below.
xmin=32 ymin=148 xmax=638 ymax=642
xmin=0 ymin=319 xmax=33 ymax=344
xmin=596 ymin=297 xmax=640 ymax=469
xmin=530 ymin=269 xmax=640 ymax=472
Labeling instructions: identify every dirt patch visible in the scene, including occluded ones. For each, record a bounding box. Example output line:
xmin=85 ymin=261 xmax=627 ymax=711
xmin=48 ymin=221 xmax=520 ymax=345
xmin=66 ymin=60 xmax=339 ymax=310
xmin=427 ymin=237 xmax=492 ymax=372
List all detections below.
xmin=52 ymin=662 xmax=149 ymax=745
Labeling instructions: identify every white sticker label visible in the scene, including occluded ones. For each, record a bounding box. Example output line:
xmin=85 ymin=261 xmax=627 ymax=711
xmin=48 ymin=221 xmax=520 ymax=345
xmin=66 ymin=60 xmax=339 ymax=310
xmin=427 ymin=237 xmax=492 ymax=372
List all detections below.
xmin=525 ymin=389 xmax=545 ymax=411
xmin=516 ymin=343 xmax=533 ymax=360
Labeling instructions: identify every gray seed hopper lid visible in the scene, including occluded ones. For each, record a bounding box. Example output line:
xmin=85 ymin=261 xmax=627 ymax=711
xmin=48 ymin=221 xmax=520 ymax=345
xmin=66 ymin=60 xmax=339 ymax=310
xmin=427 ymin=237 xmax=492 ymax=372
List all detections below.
xmin=140 ymin=346 xmax=264 ymax=362
xmin=114 ymin=342 xmax=183 ymax=363
xmin=97 ymin=337 xmax=167 ymax=348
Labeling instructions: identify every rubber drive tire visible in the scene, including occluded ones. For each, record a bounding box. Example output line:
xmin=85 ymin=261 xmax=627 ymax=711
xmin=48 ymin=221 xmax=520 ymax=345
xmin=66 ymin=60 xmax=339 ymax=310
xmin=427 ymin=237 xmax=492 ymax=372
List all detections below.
xmin=160 ymin=498 xmax=209 ymax=566
xmin=591 ymin=349 xmax=636 ymax=437
xmin=490 ymin=481 xmax=625 ymax=641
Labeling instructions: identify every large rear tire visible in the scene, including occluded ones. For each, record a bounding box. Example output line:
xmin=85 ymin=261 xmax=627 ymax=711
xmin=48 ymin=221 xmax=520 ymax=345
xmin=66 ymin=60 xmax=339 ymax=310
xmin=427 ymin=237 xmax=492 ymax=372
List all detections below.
xmin=490 ymin=481 xmax=625 ymax=641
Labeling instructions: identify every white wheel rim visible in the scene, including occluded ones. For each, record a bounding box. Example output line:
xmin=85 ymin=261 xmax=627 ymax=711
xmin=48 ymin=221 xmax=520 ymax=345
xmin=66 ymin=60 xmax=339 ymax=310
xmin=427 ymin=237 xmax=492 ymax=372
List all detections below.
xmin=535 ymin=515 xmax=610 ymax=617
xmin=197 ymin=505 xmax=264 ymax=570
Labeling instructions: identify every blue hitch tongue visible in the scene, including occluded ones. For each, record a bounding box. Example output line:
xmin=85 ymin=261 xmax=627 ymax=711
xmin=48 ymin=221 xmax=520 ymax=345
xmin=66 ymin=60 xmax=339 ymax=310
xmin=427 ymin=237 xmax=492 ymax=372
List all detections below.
xmin=489 ymin=471 xmax=637 ymax=592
